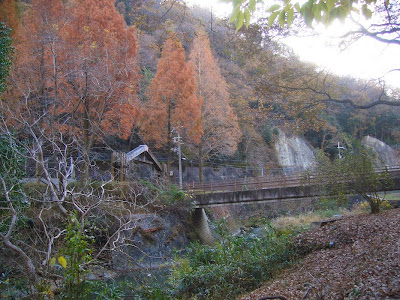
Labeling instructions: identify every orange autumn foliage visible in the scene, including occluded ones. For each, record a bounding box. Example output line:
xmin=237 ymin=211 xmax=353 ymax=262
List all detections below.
xmin=189 ymin=30 xmax=241 ymax=181
xmin=7 ymin=0 xmax=140 ymax=146
xmin=0 ymin=0 xmax=19 ymax=34
xmin=4 ymin=0 xmax=66 ymax=128
xmin=57 ymin=0 xmax=139 ymax=143
xmin=140 ymin=33 xmax=202 ymax=148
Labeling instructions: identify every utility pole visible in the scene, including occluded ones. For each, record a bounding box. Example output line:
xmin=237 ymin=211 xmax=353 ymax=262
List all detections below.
xmin=173 ymin=131 xmax=183 ymax=189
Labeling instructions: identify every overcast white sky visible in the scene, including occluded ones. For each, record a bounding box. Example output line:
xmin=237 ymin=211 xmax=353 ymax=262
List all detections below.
xmin=185 ymin=0 xmax=400 ymax=89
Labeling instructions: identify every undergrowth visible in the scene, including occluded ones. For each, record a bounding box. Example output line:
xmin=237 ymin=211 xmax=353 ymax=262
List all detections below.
xmin=2 ymin=189 xmax=373 ymax=300
xmin=166 ymin=202 xmax=365 ymax=299
xmin=169 ymin=220 xmax=297 ymax=299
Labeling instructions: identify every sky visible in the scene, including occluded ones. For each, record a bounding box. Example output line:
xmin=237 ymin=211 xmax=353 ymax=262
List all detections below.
xmin=185 ymin=0 xmax=400 ymax=89
xmin=283 ymin=21 xmax=400 ymax=89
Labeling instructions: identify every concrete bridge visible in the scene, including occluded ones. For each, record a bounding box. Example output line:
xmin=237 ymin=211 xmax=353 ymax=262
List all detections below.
xmin=188 ymin=166 xmax=400 ymax=244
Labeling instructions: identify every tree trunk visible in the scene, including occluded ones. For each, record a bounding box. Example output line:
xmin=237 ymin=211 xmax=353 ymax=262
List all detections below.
xmin=166 ymin=105 xmax=172 ymax=182
xmin=111 ymin=152 xmax=115 ymax=180
xmin=198 ymin=143 xmax=204 ymax=184
xmin=82 ymin=150 xmax=90 ymax=183
xmin=320 ymin=130 xmax=326 ymax=151
xmin=370 ymin=199 xmax=381 ymax=214
xmin=0 ymin=234 xmax=37 ymax=292
xmin=81 ymin=67 xmax=91 ymax=183
xmin=35 ymin=149 xmax=44 ymax=183
xmin=82 ymin=96 xmax=90 ymax=183
xmin=364 ymin=194 xmax=381 ymax=213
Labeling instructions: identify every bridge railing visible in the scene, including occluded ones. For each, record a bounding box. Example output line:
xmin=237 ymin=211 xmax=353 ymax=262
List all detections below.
xmin=183 ymin=173 xmax=308 ymax=194
xmin=183 ymin=165 xmax=400 ymax=194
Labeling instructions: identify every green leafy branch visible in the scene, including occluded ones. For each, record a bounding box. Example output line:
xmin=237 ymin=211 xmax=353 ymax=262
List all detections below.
xmin=224 ymin=0 xmax=380 ymax=30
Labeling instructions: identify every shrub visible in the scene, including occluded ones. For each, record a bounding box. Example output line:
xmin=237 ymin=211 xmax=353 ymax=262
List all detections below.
xmin=314 ymin=141 xmax=393 ymax=214
xmin=158 ymin=184 xmax=187 ymax=206
xmin=22 ymin=182 xmax=48 ymax=205
xmin=353 ymin=199 xmax=392 ymax=213
xmin=315 ymin=197 xmax=344 ymax=211
xmin=262 ymin=125 xmax=273 ymax=146
xmin=170 ymin=223 xmax=297 ymax=299
xmin=56 ymin=213 xmax=93 ymax=300
xmin=121 ymin=280 xmax=172 ymax=300
xmin=87 ymin=280 xmax=124 ymax=300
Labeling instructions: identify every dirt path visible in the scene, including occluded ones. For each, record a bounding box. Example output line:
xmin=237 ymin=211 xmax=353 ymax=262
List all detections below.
xmin=240 ymin=208 xmax=400 ymax=299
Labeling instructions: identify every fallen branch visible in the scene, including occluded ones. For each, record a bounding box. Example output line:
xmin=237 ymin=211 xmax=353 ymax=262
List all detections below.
xmin=301 ymin=283 xmax=315 ymax=299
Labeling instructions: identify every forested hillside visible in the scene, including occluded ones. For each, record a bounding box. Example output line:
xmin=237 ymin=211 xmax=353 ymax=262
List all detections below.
xmin=116 ymin=0 xmax=400 ymax=150
xmin=2 ymin=0 xmax=400 ymax=174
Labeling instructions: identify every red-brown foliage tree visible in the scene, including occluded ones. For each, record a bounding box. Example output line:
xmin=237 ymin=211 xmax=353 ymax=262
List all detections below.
xmin=3 ymin=0 xmax=69 ymax=180
xmin=10 ymin=0 xmax=65 ymax=112
xmin=189 ymin=29 xmax=241 ymax=182
xmin=140 ymin=33 xmax=202 ymax=175
xmin=57 ymin=0 xmax=140 ymax=179
xmin=7 ymin=0 xmax=140 ymax=180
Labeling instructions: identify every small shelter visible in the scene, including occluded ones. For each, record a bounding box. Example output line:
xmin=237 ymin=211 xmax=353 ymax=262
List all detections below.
xmin=111 ymin=145 xmax=163 ymax=181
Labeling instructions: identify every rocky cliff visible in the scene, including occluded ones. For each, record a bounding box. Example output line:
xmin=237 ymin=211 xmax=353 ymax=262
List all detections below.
xmin=362 ymin=136 xmax=400 ymax=166
xmin=274 ymin=132 xmax=315 ymax=175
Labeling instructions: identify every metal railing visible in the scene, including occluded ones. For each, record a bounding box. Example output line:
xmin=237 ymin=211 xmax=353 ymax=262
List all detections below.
xmin=183 ymin=166 xmax=400 ymax=195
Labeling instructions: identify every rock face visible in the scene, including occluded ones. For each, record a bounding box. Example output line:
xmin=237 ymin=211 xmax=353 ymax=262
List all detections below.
xmin=362 ymin=136 xmax=400 ymax=166
xmin=275 ymin=132 xmax=315 ymax=175
xmin=111 ymin=212 xmax=190 ymax=270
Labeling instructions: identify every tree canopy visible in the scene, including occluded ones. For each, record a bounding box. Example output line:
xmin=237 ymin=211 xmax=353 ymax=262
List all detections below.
xmin=224 ymin=0 xmax=391 ymax=30
xmin=189 ymin=29 xmax=241 ymax=182
xmin=315 ymin=141 xmax=393 ymax=213
xmin=140 ymin=33 xmax=202 ymax=172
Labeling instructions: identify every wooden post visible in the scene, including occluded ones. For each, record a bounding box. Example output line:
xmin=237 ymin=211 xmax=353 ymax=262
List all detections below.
xmin=120 ymin=152 xmax=126 ymax=182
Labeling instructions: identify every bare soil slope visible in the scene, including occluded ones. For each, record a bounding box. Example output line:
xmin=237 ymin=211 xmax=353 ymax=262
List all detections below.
xmin=240 ymin=208 xmax=400 ymax=299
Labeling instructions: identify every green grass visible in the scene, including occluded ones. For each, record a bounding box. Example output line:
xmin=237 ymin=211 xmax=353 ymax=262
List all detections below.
xmin=379 ymin=191 xmax=400 ymax=201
